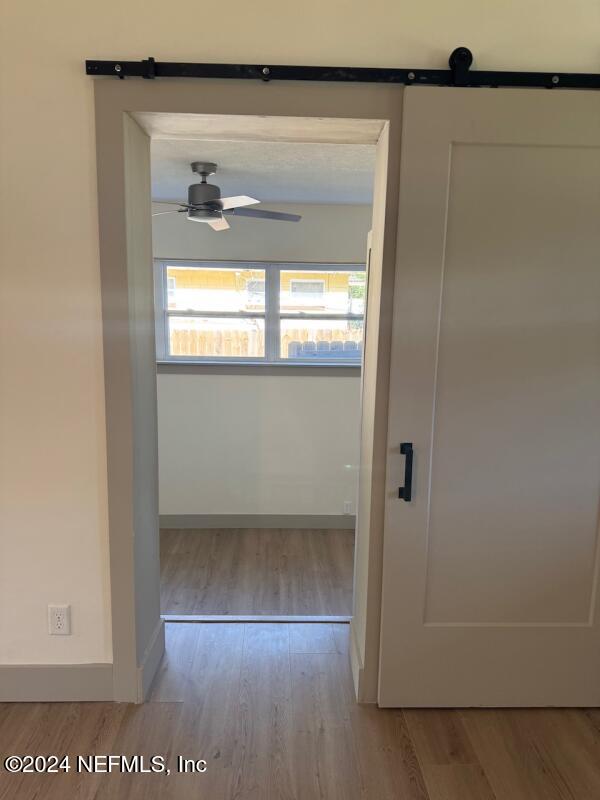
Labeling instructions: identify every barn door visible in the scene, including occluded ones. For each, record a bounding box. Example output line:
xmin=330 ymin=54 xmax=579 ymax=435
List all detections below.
xmin=379 ymin=87 xmax=600 ymax=707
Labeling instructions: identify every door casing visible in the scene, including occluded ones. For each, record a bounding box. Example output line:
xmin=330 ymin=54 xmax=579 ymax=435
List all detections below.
xmin=93 ymin=79 xmax=405 ymax=702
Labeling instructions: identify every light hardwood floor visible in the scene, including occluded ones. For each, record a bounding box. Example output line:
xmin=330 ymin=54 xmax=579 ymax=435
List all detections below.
xmin=160 ymin=528 xmax=355 ymax=615
xmin=2 ymin=623 xmax=600 ymax=799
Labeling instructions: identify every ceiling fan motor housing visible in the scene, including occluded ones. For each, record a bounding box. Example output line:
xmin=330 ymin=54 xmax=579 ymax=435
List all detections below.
xmin=187 ymin=181 xmax=222 ymax=221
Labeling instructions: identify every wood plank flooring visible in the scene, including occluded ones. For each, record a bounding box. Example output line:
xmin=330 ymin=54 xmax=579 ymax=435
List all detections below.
xmin=160 ymin=528 xmax=355 ymax=615
xmin=2 ymin=623 xmax=600 ymax=799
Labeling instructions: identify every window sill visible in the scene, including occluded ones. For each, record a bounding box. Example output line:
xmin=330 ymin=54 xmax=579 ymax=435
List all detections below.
xmin=156 ymin=360 xmax=362 ymax=377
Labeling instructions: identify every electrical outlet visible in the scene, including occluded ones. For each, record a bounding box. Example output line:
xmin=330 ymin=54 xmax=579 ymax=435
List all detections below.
xmin=343 ymin=500 xmax=353 ymax=515
xmin=48 ymin=604 xmax=71 ymax=636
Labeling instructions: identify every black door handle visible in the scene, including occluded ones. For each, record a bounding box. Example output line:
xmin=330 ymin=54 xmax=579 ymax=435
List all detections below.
xmin=398 ymin=442 xmax=413 ymax=501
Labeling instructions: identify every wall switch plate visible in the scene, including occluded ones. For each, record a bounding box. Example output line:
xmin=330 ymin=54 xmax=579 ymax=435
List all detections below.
xmin=48 ymin=604 xmax=71 ymax=635
xmin=343 ymin=500 xmax=353 ymax=515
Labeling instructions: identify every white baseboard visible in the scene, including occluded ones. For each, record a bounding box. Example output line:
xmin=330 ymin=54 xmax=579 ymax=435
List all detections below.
xmin=137 ymin=618 xmax=165 ymax=702
xmin=159 ymin=513 xmax=356 ymax=530
xmin=0 ymin=663 xmax=113 ymax=702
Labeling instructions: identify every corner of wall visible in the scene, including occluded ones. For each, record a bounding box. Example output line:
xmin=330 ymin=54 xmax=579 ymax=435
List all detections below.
xmin=136 ymin=618 xmax=165 ymax=702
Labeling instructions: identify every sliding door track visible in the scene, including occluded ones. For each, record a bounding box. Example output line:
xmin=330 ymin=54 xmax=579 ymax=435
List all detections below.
xmin=85 ymin=48 xmax=600 ymax=91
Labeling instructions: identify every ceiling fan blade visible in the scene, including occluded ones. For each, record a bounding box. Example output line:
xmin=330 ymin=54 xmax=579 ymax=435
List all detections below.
xmin=218 ymin=195 xmax=260 ymax=210
xmin=153 ymin=200 xmax=188 ymax=205
xmin=207 ymin=217 xmax=230 ymax=231
xmin=225 ymin=208 xmax=302 ymax=222
xmin=152 ymin=209 xmax=186 ymax=216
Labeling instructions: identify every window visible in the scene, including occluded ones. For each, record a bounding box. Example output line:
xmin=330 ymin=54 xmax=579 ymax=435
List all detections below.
xmin=155 ymin=261 xmax=365 ymax=365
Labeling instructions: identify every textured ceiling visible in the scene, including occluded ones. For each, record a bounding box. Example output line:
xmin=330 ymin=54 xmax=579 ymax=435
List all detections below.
xmin=151 ymin=138 xmax=376 ymax=205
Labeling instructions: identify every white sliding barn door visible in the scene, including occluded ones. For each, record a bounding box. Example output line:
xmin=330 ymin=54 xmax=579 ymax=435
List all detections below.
xmin=379 ymin=87 xmax=600 ymax=707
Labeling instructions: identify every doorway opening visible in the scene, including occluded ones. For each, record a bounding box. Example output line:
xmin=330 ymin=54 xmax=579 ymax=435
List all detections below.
xmin=95 ymin=75 xmax=401 ymax=702
xmin=149 ymin=119 xmax=376 ymax=621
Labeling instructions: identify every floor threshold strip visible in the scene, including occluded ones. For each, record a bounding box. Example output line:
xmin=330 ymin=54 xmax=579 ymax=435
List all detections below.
xmin=162 ymin=614 xmax=351 ymax=624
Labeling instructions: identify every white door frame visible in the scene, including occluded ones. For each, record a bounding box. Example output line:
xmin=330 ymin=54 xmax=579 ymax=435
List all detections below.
xmin=93 ymin=79 xmax=405 ymax=702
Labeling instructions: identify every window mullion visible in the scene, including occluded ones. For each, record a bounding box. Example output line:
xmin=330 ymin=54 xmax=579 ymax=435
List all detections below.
xmin=167 ymin=310 xmax=265 ymax=319
xmin=265 ymin=266 xmax=280 ymax=362
xmin=279 ymin=314 xmax=363 ymax=321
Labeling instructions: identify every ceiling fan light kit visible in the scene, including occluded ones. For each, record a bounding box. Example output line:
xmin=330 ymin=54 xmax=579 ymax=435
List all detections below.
xmin=152 ymin=161 xmax=302 ymax=231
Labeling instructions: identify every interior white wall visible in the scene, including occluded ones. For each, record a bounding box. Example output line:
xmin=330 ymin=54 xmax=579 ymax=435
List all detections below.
xmin=153 ymin=202 xmax=373 ymax=262
xmin=2 ymin=0 xmax=598 ymax=666
xmin=158 ymin=373 xmax=361 ymax=516
xmin=154 ymin=202 xmax=370 ymax=517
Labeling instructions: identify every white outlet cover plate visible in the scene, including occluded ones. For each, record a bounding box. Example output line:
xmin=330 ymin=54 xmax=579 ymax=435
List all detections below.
xmin=48 ymin=604 xmax=71 ymax=635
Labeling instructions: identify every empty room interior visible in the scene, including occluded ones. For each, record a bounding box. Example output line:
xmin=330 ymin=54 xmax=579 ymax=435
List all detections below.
xmin=152 ymin=123 xmax=374 ymax=620
xmin=3 ymin=3 xmax=600 ymax=799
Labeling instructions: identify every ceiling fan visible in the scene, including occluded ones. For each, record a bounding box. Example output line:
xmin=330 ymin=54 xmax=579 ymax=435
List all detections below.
xmin=151 ymin=161 xmax=302 ymax=231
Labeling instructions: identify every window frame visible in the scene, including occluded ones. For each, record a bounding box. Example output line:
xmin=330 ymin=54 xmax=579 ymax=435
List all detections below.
xmin=154 ymin=259 xmax=365 ymax=368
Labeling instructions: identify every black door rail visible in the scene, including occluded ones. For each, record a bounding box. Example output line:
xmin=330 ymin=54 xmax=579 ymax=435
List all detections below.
xmin=85 ymin=48 xmax=600 ymax=90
